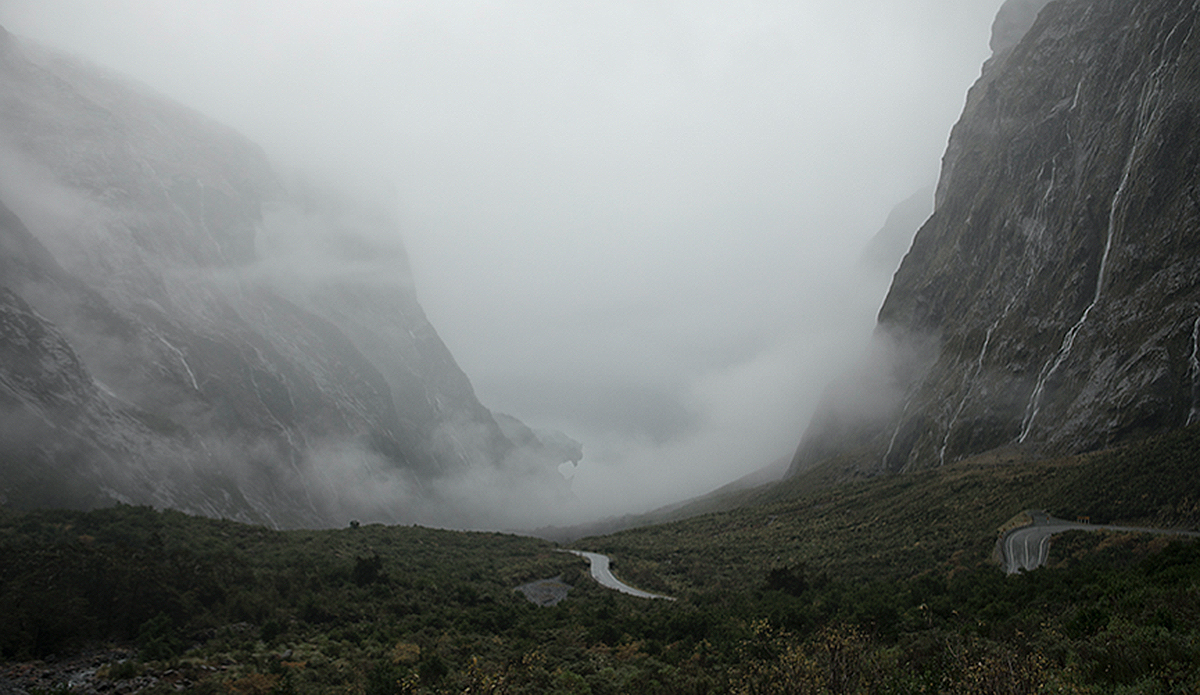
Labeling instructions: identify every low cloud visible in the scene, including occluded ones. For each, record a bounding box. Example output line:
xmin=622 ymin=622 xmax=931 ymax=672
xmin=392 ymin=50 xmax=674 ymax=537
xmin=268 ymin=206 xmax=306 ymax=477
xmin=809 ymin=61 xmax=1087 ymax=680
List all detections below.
xmin=0 ymin=0 xmax=1010 ymax=525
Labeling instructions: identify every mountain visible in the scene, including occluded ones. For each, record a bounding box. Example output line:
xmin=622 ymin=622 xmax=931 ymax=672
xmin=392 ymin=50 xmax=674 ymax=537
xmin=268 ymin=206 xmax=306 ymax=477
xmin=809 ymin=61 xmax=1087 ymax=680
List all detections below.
xmin=858 ymin=186 xmax=933 ymax=280
xmin=791 ymin=0 xmax=1200 ymax=476
xmin=0 ymin=25 xmax=573 ymax=527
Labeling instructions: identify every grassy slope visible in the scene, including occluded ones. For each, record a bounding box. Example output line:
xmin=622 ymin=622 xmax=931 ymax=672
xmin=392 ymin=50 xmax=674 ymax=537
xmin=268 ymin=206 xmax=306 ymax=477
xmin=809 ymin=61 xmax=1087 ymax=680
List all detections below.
xmin=0 ymin=425 xmax=1198 ymax=693
xmin=576 ymin=425 xmax=1200 ymax=595
xmin=0 ymin=506 xmax=586 ymax=657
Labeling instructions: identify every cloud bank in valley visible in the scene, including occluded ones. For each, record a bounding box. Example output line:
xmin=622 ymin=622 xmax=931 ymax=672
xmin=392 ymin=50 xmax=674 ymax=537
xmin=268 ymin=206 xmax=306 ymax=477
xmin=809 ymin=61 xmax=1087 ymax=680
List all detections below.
xmin=0 ymin=0 xmax=1010 ymax=524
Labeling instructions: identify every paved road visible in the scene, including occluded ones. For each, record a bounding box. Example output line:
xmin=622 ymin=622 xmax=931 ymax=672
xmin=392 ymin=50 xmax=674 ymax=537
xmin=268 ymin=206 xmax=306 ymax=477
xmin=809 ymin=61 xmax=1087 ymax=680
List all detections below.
xmin=563 ymin=550 xmax=675 ymax=600
xmin=1000 ymin=510 xmax=1200 ymax=574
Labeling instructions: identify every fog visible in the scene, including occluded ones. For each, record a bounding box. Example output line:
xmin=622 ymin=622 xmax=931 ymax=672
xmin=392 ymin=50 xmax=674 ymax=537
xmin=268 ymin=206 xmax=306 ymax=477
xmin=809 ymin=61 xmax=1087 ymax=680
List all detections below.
xmin=1 ymin=1 xmax=1009 ymax=524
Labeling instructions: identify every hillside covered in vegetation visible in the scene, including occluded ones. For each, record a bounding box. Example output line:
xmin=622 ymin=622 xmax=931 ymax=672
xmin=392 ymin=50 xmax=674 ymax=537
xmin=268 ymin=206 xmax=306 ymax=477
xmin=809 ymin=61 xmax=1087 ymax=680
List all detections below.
xmin=3 ymin=425 xmax=1199 ymax=693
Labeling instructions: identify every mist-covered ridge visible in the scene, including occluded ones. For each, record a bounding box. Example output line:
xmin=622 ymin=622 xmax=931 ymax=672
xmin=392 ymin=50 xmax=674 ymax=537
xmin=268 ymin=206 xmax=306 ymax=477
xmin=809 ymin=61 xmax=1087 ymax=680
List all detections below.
xmin=0 ymin=28 xmax=576 ymax=528
xmin=792 ymin=0 xmax=1200 ymax=476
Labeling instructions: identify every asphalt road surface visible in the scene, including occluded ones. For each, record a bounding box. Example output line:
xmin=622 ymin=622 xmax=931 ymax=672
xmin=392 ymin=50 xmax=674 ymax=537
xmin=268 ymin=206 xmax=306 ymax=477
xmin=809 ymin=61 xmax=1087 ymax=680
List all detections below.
xmin=564 ymin=550 xmax=675 ymax=600
xmin=1000 ymin=510 xmax=1200 ymax=574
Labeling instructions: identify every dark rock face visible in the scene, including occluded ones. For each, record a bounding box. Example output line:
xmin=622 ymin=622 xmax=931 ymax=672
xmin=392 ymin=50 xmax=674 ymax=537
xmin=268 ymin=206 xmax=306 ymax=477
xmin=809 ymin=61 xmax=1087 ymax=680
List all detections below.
xmin=792 ymin=0 xmax=1200 ymax=476
xmin=0 ymin=33 xmax=567 ymax=526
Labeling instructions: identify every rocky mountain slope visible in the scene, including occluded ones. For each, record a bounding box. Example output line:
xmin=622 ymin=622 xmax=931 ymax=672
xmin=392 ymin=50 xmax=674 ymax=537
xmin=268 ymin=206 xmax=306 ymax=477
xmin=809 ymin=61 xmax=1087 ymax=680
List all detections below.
xmin=0 ymin=25 xmax=572 ymax=527
xmin=791 ymin=0 xmax=1200 ymax=476
xmin=858 ymin=187 xmax=933 ymax=279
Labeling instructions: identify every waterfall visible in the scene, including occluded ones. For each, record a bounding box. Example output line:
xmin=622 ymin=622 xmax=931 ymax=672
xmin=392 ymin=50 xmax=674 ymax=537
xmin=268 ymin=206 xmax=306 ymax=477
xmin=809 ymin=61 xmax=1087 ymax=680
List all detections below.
xmin=939 ymin=323 xmax=996 ymax=466
xmin=1039 ymin=162 xmax=1056 ymax=214
xmin=883 ymin=395 xmax=915 ymax=471
xmin=142 ymin=161 xmax=225 ymax=258
xmin=1189 ymin=316 xmax=1200 ymax=426
xmin=153 ymin=331 xmax=200 ymax=391
xmin=939 ymin=285 xmax=1029 ymax=466
xmin=246 ymin=360 xmax=321 ymax=515
xmin=1019 ymin=74 xmax=1165 ymax=442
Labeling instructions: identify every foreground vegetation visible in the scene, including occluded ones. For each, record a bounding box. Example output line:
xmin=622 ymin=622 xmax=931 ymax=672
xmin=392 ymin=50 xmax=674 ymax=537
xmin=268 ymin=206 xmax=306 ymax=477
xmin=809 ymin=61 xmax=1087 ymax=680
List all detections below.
xmin=2 ymin=426 xmax=1199 ymax=693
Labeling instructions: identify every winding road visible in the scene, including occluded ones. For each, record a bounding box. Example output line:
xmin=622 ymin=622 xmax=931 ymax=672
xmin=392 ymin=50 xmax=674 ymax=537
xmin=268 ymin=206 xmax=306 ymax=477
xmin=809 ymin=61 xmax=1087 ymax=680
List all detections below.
xmin=1000 ymin=510 xmax=1200 ymax=574
xmin=565 ymin=512 xmax=1197 ymax=595
xmin=563 ymin=550 xmax=675 ymax=600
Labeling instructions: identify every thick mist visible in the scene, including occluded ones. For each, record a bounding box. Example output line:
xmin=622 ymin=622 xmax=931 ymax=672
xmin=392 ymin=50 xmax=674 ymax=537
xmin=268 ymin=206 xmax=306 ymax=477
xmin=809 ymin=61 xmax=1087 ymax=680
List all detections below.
xmin=0 ymin=1 xmax=1009 ymax=525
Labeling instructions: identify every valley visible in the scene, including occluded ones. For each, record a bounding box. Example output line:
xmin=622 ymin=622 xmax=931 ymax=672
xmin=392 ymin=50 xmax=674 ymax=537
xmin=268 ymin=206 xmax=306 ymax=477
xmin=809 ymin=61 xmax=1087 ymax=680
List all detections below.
xmin=3 ymin=0 xmax=1200 ymax=691
xmin=1 ymin=425 xmax=1198 ymax=693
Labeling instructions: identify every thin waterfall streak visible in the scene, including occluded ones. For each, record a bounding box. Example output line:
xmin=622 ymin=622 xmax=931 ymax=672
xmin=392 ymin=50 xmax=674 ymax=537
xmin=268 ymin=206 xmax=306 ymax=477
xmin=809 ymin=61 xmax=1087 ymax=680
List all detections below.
xmin=144 ymin=162 xmax=223 ymax=259
xmin=1188 ymin=316 xmax=1200 ymax=426
xmin=1019 ymin=305 xmax=1094 ymax=442
xmin=883 ymin=396 xmax=915 ymax=470
xmin=939 ymin=324 xmax=996 ymax=466
xmin=940 ymin=277 xmax=1027 ymax=463
xmin=153 ymin=331 xmax=199 ymax=391
xmin=943 ymin=289 xmax=1025 ymax=462
xmin=1091 ymin=144 xmax=1134 ymax=304
xmin=1019 ymin=72 xmax=1164 ymax=442
xmin=0 ymin=374 xmax=60 ymax=432
xmin=1160 ymin=11 xmax=1196 ymax=61
xmin=1040 ymin=164 xmax=1055 ymax=212
xmin=93 ymin=379 xmax=135 ymax=408
xmin=247 ymin=368 xmax=320 ymax=514
xmin=1190 ymin=317 xmax=1199 ymax=374
xmin=1093 ymin=77 xmax=1156 ymax=300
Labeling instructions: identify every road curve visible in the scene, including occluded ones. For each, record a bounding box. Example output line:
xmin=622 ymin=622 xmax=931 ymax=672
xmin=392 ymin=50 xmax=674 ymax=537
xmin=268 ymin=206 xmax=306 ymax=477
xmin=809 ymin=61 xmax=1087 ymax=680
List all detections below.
xmin=563 ymin=550 xmax=675 ymax=600
xmin=1000 ymin=510 xmax=1200 ymax=574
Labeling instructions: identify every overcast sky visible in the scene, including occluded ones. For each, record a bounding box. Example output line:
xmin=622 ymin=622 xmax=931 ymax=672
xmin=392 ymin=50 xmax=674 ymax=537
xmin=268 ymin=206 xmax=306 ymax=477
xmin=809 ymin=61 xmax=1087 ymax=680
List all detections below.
xmin=1 ymin=0 xmax=1009 ymax=521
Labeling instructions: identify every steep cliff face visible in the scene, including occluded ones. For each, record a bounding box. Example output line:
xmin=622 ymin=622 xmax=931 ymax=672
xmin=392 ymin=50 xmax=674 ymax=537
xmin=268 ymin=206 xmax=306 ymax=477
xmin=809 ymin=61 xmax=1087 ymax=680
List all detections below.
xmin=0 ymin=29 xmax=563 ymax=526
xmin=792 ymin=0 xmax=1200 ymax=476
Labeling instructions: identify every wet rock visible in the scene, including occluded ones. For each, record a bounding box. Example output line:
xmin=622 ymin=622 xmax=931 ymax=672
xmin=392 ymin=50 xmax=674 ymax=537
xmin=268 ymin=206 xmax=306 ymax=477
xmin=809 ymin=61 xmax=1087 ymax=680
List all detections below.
xmin=793 ymin=0 xmax=1200 ymax=475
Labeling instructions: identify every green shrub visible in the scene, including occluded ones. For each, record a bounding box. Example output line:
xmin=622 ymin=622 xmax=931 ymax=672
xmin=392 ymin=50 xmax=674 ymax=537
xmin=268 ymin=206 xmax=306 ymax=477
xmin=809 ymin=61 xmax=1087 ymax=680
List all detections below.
xmin=418 ymin=654 xmax=448 ymax=683
xmin=137 ymin=612 xmax=182 ymax=662
xmin=353 ymin=554 xmax=385 ymax=587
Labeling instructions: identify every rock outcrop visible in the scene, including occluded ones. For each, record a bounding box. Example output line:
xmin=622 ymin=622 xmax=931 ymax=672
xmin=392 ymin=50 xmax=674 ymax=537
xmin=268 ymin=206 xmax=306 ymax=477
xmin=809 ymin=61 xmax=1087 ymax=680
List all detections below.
xmin=792 ymin=0 xmax=1200 ymax=476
